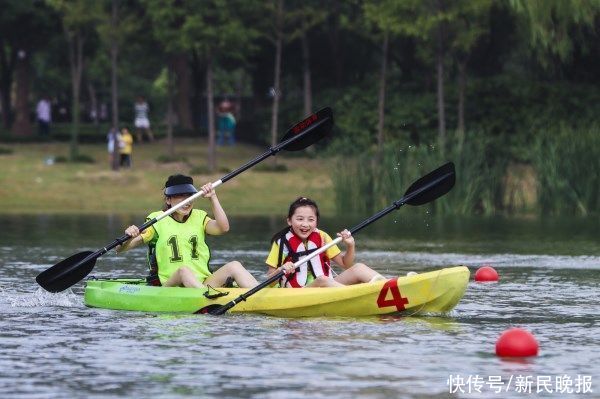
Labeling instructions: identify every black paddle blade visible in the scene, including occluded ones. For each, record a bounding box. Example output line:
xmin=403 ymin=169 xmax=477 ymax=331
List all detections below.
xmin=279 ymin=107 xmax=333 ymax=151
xmin=35 ymin=251 xmax=96 ymax=293
xmin=195 ymin=304 xmax=228 ymax=315
xmin=404 ymin=162 xmax=456 ymax=206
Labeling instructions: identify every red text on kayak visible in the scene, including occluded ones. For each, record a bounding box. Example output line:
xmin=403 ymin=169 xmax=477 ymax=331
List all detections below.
xmin=376 ymin=279 xmax=409 ymax=311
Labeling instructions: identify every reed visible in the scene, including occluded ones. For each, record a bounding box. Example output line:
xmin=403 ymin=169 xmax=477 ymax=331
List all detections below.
xmin=444 ymin=135 xmax=509 ymax=215
xmin=333 ymin=133 xmax=509 ymax=216
xmin=533 ymin=125 xmax=599 ymax=216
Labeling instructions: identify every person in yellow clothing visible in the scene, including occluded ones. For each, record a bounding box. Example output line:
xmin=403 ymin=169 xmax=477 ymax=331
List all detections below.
xmin=266 ymin=197 xmax=385 ymax=287
xmin=119 ymin=127 xmax=134 ymax=168
xmin=117 ymin=174 xmax=258 ymax=288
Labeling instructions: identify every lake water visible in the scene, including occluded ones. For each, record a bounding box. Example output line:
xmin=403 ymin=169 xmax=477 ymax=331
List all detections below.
xmin=1 ymin=214 xmax=598 ymax=398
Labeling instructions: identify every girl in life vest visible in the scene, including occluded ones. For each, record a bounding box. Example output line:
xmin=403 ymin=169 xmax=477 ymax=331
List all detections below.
xmin=117 ymin=174 xmax=258 ymax=289
xmin=266 ymin=197 xmax=385 ymax=287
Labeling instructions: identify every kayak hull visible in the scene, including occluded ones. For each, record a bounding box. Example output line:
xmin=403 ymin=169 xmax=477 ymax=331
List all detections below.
xmin=84 ymin=266 xmax=469 ymax=317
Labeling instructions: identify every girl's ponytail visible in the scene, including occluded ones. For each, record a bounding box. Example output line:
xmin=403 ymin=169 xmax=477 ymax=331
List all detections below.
xmin=271 ymin=226 xmax=290 ymax=243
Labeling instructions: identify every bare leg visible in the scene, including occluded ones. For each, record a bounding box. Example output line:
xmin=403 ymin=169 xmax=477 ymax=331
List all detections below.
xmin=334 ymin=263 xmax=384 ymax=285
xmin=306 ymin=275 xmax=344 ymax=287
xmin=204 ymin=261 xmax=258 ymax=288
xmin=136 ymin=129 xmax=143 ymax=143
xmin=164 ymin=266 xmax=203 ymax=288
xmin=146 ymin=128 xmax=154 ymax=142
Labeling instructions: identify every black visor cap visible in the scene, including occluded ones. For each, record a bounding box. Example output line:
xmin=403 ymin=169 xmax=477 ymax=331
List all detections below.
xmin=164 ymin=184 xmax=198 ymax=196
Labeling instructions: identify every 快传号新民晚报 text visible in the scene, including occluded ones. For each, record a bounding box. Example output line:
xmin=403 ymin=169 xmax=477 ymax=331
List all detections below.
xmin=447 ymin=374 xmax=592 ymax=395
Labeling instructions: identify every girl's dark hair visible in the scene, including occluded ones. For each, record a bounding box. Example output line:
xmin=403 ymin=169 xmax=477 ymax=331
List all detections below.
xmin=271 ymin=197 xmax=320 ymax=242
xmin=287 ymin=197 xmax=319 ymax=219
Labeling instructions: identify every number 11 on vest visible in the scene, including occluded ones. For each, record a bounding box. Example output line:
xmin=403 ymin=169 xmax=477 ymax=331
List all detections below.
xmin=376 ymin=279 xmax=409 ymax=312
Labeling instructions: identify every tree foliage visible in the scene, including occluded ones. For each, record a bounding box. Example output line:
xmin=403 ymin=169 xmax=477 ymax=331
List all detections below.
xmin=510 ymin=0 xmax=600 ymax=66
xmin=0 ymin=0 xmax=598 ymax=215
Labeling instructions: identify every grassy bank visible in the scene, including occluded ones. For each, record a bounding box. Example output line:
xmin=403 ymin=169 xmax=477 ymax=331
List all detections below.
xmin=0 ymin=139 xmax=335 ymax=215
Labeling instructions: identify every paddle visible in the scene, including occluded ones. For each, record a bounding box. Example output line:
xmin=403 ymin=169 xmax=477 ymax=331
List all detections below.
xmin=36 ymin=108 xmax=334 ymax=293
xmin=203 ymin=161 xmax=456 ymax=315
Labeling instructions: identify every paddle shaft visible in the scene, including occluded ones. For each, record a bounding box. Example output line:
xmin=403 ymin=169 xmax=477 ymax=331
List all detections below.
xmin=209 ymin=165 xmax=455 ymax=315
xmin=92 ymin=116 xmax=332 ymax=258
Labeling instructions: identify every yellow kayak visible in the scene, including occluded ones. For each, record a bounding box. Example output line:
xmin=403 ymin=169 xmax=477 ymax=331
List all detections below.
xmin=84 ymin=266 xmax=469 ymax=317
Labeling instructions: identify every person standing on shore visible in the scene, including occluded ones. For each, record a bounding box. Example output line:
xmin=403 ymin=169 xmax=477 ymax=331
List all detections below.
xmin=107 ymin=127 xmax=121 ymax=170
xmin=36 ymin=96 xmax=52 ymax=137
xmin=119 ymin=127 xmax=134 ymax=168
xmin=134 ymin=96 xmax=154 ymax=142
xmin=217 ymin=99 xmax=236 ymax=146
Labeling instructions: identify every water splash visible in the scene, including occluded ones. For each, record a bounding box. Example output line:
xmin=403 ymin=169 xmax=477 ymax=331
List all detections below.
xmin=0 ymin=287 xmax=82 ymax=308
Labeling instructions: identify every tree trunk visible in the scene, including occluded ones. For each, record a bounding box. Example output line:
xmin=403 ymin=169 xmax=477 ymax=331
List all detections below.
xmin=11 ymin=50 xmax=32 ymax=136
xmin=68 ymin=32 xmax=84 ymax=161
xmin=87 ymin=82 xmax=98 ymax=126
xmin=190 ymin=50 xmax=205 ymax=131
xmin=206 ymin=56 xmax=216 ymax=172
xmin=301 ymin=31 xmax=312 ymax=117
xmin=436 ymin=22 xmax=446 ymax=156
xmin=110 ymin=0 xmax=120 ymax=170
xmin=173 ymin=53 xmax=193 ymax=130
xmin=327 ymin=0 xmax=343 ymax=87
xmin=457 ymin=59 xmax=466 ymax=152
xmin=270 ymin=0 xmax=283 ymax=165
xmin=235 ymin=70 xmax=243 ymax=122
xmin=0 ymin=43 xmax=16 ymax=128
xmin=166 ymin=64 xmax=175 ymax=158
xmin=376 ymin=31 xmax=388 ymax=161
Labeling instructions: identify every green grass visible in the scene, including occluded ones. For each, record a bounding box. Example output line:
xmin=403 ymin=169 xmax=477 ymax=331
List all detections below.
xmin=6 ymin=126 xmax=594 ymax=217
xmin=0 ymin=139 xmax=335 ymax=215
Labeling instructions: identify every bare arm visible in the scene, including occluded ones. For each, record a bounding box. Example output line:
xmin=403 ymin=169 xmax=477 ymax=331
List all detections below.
xmin=267 ymin=265 xmax=279 ymax=278
xmin=202 ymin=183 xmax=230 ymax=235
xmin=266 ymin=262 xmax=295 ymax=278
xmin=116 ymin=225 xmax=145 ymax=253
xmin=331 ymin=229 xmax=355 ymax=269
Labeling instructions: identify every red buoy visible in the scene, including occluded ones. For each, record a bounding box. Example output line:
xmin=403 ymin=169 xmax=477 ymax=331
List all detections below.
xmin=475 ymin=265 xmax=499 ymax=282
xmin=496 ymin=328 xmax=539 ymax=357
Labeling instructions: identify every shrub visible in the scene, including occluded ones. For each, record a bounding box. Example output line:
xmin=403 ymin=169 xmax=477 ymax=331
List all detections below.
xmin=332 ymin=133 xmax=510 ymax=216
xmin=532 ymin=125 xmax=599 ymax=216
